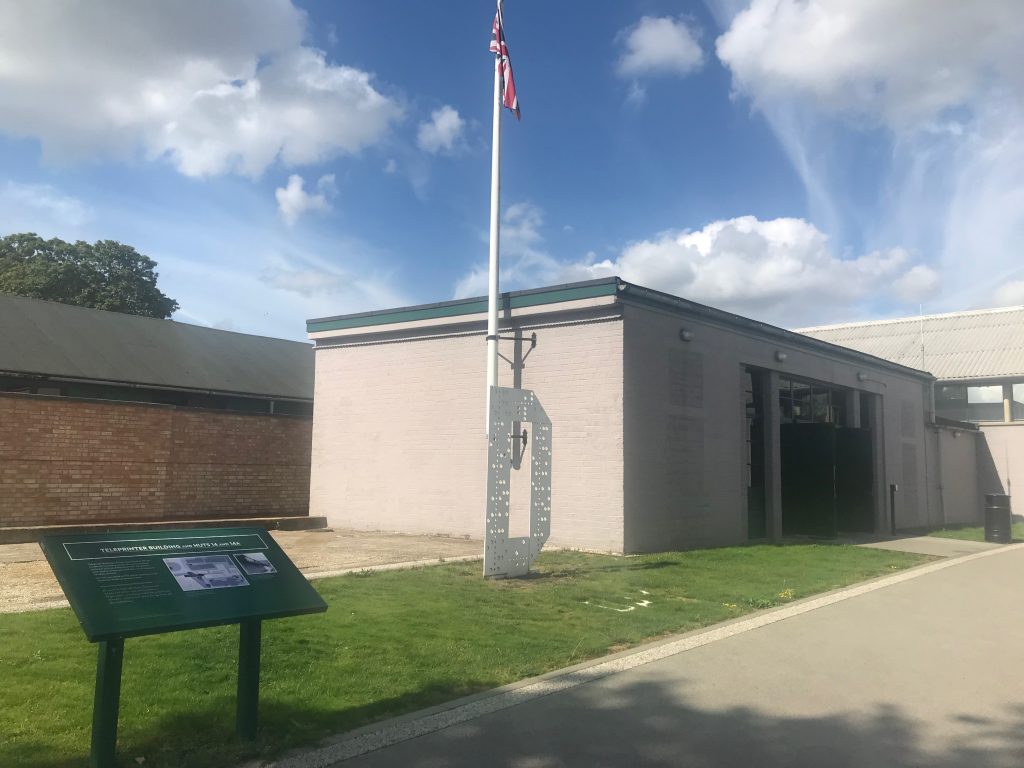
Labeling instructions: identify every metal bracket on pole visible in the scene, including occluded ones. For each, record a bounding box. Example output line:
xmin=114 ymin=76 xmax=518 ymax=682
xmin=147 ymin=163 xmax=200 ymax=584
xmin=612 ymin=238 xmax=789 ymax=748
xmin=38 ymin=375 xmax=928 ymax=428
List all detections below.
xmin=495 ymin=332 xmax=537 ymax=368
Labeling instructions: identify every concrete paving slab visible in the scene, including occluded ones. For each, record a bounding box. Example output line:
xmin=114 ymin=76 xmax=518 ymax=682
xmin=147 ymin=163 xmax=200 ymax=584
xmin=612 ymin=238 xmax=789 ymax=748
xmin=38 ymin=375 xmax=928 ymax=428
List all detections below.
xmin=0 ymin=542 xmax=44 ymax=564
xmin=857 ymin=535 xmax=1001 ymax=558
xmin=272 ymin=544 xmax=1024 ymax=768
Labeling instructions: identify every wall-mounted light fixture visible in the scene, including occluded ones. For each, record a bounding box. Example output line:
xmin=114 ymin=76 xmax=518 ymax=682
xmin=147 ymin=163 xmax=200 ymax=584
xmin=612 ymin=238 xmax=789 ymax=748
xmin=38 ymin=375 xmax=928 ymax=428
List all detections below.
xmin=679 ymin=328 xmax=694 ymax=342
xmin=774 ymin=351 xmax=787 ymax=363
xmin=856 ymin=371 xmax=868 ymax=382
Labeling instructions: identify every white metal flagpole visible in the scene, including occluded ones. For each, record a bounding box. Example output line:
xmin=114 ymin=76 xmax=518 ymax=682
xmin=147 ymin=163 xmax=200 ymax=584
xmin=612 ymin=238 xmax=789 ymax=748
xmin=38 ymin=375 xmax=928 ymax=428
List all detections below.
xmin=485 ymin=3 xmax=503 ymax=434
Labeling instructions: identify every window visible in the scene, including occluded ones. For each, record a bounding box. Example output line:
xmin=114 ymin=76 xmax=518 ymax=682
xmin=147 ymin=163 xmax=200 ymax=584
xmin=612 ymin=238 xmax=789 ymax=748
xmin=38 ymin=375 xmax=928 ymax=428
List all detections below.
xmin=779 ymin=378 xmax=847 ymax=426
xmin=967 ymin=385 xmax=1007 ymax=422
xmin=935 ymin=384 xmax=967 ymax=422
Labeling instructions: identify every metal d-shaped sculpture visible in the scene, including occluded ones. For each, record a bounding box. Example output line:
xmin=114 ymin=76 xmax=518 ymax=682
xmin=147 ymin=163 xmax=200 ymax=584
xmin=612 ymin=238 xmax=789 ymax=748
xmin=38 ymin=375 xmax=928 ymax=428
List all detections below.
xmin=484 ymin=386 xmax=552 ymax=578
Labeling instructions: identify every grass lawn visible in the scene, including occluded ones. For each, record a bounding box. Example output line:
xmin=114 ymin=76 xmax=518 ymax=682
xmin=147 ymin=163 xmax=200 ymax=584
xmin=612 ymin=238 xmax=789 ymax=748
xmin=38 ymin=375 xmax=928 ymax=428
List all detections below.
xmin=928 ymin=522 xmax=1024 ymax=542
xmin=1 ymin=544 xmax=928 ymax=768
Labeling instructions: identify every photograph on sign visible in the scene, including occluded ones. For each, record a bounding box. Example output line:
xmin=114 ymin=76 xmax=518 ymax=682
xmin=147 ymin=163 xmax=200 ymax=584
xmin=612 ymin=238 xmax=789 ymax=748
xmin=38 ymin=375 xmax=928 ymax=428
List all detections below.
xmin=234 ymin=552 xmax=277 ymax=575
xmin=163 ymin=555 xmax=249 ymax=591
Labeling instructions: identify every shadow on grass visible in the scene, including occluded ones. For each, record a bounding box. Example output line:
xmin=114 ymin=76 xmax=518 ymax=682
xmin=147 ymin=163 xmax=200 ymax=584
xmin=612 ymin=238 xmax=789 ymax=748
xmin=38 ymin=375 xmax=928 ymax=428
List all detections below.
xmin=510 ymin=560 xmax=680 ymax=580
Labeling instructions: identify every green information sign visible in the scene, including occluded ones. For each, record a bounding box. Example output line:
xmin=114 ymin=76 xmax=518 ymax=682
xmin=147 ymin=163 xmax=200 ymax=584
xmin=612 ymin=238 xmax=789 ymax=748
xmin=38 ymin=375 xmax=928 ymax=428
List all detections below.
xmin=40 ymin=526 xmax=328 ymax=767
xmin=41 ymin=526 xmax=326 ymax=641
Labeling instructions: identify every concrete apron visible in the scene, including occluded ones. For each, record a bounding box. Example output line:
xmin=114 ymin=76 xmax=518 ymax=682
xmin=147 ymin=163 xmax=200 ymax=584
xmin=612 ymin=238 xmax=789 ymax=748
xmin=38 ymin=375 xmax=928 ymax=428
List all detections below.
xmin=855 ymin=535 xmax=1002 ymax=558
xmin=263 ymin=542 xmax=1024 ymax=768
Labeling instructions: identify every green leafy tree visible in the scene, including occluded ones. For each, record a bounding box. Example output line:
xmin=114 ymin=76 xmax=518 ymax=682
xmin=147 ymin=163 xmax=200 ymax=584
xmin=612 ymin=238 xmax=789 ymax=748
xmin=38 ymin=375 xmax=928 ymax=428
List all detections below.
xmin=0 ymin=233 xmax=179 ymax=318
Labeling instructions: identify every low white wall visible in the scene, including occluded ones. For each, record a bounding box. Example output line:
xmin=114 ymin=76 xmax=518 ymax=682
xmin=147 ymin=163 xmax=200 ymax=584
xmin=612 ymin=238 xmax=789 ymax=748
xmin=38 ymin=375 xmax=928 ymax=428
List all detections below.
xmin=978 ymin=423 xmax=1024 ymax=510
xmin=934 ymin=425 xmax=982 ymax=525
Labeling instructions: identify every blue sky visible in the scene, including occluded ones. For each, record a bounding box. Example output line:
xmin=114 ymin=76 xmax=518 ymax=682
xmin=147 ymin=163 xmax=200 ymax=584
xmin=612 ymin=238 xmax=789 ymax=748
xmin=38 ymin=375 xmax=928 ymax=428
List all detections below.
xmin=1 ymin=1 xmax=1021 ymax=340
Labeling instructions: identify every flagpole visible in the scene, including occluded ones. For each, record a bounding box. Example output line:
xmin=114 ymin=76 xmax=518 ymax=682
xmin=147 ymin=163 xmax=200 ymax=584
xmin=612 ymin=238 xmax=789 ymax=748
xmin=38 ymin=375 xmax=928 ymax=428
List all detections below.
xmin=485 ymin=6 xmax=503 ymax=434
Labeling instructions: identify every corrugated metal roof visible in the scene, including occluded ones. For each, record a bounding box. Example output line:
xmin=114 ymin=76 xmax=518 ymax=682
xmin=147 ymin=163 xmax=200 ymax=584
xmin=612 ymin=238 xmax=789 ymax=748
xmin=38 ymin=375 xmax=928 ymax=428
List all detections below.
xmin=796 ymin=306 xmax=1024 ymax=381
xmin=0 ymin=294 xmax=313 ymax=399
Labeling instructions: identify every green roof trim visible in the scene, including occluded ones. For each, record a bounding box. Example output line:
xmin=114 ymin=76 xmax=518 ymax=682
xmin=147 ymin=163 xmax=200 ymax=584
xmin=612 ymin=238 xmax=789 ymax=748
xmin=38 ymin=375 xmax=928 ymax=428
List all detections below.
xmin=306 ymin=275 xmax=931 ymax=380
xmin=306 ymin=279 xmax=620 ymax=333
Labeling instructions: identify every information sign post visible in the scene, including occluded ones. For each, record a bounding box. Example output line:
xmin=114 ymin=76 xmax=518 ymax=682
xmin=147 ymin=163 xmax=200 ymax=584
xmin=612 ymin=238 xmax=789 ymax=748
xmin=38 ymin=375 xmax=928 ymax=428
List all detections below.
xmin=237 ymin=619 xmax=262 ymax=740
xmin=41 ymin=526 xmax=327 ymax=768
xmin=91 ymin=638 xmax=124 ymax=768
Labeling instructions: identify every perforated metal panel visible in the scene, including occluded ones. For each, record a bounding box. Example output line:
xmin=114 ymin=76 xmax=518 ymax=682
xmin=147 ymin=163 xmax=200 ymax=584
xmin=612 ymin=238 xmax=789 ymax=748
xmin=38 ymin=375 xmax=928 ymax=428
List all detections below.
xmin=485 ymin=386 xmax=551 ymax=578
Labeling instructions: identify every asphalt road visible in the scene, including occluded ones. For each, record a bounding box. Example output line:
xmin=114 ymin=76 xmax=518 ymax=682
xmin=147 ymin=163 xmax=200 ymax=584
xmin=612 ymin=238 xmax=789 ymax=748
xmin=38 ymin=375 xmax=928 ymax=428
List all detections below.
xmin=301 ymin=543 xmax=1024 ymax=768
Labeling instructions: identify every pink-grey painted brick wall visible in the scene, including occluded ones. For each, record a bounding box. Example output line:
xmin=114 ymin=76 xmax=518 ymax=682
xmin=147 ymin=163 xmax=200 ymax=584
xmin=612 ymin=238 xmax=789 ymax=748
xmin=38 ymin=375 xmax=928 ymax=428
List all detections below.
xmin=978 ymin=424 xmax=1024 ymax=502
xmin=310 ymin=311 xmax=626 ymax=551
xmin=933 ymin=426 xmax=982 ymax=525
xmin=622 ymin=303 xmax=937 ymax=550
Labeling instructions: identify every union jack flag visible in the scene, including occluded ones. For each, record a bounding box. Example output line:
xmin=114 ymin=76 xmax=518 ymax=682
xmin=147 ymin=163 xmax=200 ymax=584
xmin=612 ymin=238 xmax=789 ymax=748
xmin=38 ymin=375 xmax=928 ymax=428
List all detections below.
xmin=489 ymin=2 xmax=520 ymax=120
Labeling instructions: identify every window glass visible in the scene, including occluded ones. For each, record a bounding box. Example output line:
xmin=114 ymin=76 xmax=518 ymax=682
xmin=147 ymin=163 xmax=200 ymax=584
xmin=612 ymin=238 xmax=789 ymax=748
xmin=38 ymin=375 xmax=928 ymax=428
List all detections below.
xmin=967 ymin=385 xmax=1002 ymax=403
xmin=935 ymin=384 xmax=968 ymax=422
xmin=1013 ymin=383 xmax=1024 ymax=421
xmin=967 ymin=384 xmax=1005 ymax=422
xmin=777 ymin=377 xmax=846 ymax=425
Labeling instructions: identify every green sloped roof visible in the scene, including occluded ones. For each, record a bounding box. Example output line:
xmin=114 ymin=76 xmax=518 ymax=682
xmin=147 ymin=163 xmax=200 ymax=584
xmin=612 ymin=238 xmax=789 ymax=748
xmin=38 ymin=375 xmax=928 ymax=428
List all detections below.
xmin=0 ymin=294 xmax=312 ymax=400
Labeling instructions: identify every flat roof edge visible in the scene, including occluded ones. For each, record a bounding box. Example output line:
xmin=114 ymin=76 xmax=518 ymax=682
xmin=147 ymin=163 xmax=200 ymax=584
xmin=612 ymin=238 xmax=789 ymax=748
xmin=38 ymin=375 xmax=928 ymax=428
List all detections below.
xmin=618 ymin=283 xmax=935 ymax=381
xmin=306 ymin=278 xmax=621 ymax=334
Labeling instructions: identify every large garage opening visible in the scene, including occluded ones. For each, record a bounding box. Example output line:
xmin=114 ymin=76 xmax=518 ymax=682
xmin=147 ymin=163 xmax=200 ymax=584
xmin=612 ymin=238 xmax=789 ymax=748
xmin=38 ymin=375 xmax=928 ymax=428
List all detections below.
xmin=778 ymin=378 xmax=875 ymax=537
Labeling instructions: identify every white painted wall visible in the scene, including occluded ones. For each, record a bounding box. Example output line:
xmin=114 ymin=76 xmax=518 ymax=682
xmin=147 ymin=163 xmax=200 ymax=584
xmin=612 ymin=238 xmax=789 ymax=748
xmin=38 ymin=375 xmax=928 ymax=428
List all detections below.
xmin=310 ymin=309 xmax=626 ymax=551
xmin=622 ymin=302 xmax=935 ymax=550
xmin=310 ymin=293 xmax=943 ymax=555
xmin=978 ymin=423 xmax=1024 ymax=504
xmin=933 ymin=426 xmax=982 ymax=525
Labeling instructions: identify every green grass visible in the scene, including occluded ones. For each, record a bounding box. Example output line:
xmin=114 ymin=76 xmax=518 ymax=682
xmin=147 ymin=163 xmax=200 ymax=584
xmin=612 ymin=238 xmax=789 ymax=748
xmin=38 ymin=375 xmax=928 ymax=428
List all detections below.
xmin=928 ymin=522 xmax=1024 ymax=542
xmin=0 ymin=544 xmax=928 ymax=768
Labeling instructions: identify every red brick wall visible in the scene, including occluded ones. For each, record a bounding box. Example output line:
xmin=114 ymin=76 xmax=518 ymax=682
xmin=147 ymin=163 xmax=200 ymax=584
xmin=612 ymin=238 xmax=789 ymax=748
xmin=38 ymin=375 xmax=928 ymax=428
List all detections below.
xmin=0 ymin=393 xmax=311 ymax=527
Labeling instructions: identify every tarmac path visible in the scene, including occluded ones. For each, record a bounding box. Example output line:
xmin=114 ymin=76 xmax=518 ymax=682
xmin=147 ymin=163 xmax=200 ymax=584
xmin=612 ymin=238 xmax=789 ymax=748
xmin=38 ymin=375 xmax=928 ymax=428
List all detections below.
xmin=275 ymin=542 xmax=1024 ymax=768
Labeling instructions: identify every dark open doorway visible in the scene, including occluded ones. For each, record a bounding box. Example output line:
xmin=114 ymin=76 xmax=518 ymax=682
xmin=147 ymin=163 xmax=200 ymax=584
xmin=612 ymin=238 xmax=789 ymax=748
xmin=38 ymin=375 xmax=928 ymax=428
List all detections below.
xmin=836 ymin=427 xmax=874 ymax=532
xmin=778 ymin=378 xmax=875 ymax=538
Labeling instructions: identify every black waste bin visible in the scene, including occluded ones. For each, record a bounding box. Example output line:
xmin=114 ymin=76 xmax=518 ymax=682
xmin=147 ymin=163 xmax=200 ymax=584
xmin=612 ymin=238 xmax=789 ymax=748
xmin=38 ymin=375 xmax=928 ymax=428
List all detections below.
xmin=984 ymin=493 xmax=1012 ymax=543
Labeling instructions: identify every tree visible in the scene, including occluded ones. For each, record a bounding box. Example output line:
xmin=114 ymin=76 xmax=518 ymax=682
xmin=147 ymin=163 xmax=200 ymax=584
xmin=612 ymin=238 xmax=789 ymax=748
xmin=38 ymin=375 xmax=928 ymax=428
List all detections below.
xmin=0 ymin=233 xmax=179 ymax=318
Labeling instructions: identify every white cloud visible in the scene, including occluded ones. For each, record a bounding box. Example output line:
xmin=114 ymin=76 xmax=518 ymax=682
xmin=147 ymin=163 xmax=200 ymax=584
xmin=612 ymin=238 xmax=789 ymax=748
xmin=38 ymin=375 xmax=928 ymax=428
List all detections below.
xmin=935 ymin=103 xmax=1024 ymax=309
xmin=617 ymin=16 xmax=703 ymax=78
xmin=0 ymin=1 xmax=402 ymax=177
xmin=455 ymin=208 xmax=932 ymax=326
xmin=716 ymin=0 xmax=1023 ymax=130
xmin=562 ymin=216 xmax=934 ymax=324
xmin=261 ymin=267 xmax=349 ymax=296
xmin=713 ymin=0 xmax=1024 ymax=314
xmin=275 ymin=174 xmax=335 ymax=226
xmin=0 ymin=182 xmax=92 ymax=230
xmin=453 ymin=202 xmax=561 ymax=299
xmin=625 ymin=81 xmax=647 ymax=108
xmin=256 ymin=252 xmax=403 ymax=314
xmin=994 ymin=280 xmax=1024 ymax=307
xmin=893 ymin=265 xmax=940 ymax=303
xmin=416 ymin=106 xmax=465 ymax=155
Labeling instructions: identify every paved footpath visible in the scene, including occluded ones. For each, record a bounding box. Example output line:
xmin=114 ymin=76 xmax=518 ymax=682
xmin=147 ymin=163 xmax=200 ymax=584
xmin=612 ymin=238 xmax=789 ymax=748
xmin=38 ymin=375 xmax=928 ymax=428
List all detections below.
xmin=273 ymin=544 xmax=1024 ymax=768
